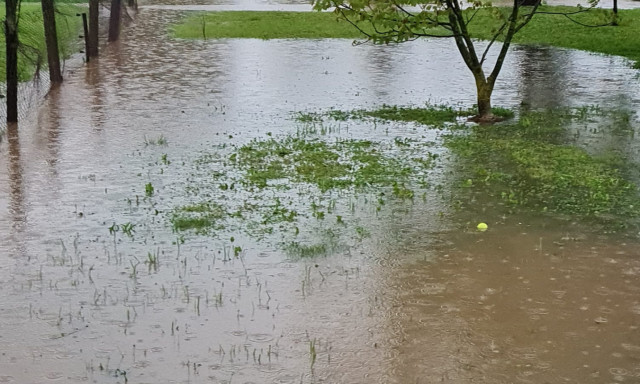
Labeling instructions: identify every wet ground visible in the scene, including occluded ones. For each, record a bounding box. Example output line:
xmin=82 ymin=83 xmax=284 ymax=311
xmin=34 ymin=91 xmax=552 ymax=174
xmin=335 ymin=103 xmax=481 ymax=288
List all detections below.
xmin=1 ymin=2 xmax=640 ymax=383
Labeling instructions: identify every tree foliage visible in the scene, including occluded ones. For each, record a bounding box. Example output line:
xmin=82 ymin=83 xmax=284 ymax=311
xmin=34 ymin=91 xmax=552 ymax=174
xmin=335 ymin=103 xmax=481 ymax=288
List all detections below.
xmin=313 ymin=0 xmax=609 ymax=119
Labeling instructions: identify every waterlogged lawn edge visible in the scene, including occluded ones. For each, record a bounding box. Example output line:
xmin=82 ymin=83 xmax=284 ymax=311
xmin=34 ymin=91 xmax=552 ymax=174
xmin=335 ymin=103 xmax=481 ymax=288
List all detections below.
xmin=171 ymin=8 xmax=640 ymax=68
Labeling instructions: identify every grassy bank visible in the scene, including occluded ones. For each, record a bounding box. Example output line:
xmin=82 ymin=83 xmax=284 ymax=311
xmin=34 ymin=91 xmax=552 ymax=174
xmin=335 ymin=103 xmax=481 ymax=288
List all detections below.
xmin=470 ymin=6 xmax=640 ymax=67
xmin=173 ymin=7 xmax=640 ymax=67
xmin=21 ymin=0 xmax=85 ymax=2
xmin=172 ymin=11 xmax=364 ymax=40
xmin=0 ymin=3 xmax=83 ymax=81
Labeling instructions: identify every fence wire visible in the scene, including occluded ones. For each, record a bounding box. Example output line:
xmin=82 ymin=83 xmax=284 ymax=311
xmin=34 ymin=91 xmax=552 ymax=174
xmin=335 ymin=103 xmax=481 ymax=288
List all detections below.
xmin=0 ymin=3 xmax=85 ymax=132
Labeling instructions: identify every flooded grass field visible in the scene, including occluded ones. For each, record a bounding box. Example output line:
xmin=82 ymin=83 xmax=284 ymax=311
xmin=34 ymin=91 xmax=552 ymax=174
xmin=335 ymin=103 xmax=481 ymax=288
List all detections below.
xmin=1 ymin=4 xmax=640 ymax=383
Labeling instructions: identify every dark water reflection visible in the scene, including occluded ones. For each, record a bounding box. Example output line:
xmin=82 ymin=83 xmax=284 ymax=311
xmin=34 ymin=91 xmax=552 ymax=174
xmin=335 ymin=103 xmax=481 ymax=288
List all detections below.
xmin=0 ymin=6 xmax=640 ymax=383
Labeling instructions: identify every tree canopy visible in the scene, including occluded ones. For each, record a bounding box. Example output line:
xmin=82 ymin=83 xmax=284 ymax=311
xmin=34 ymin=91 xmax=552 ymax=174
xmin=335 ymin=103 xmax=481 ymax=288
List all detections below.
xmin=313 ymin=0 xmax=612 ymax=120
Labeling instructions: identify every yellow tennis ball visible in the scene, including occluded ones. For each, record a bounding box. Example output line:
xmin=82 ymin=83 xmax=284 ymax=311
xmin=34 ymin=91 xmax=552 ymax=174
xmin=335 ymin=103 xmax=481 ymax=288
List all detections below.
xmin=477 ymin=222 xmax=488 ymax=231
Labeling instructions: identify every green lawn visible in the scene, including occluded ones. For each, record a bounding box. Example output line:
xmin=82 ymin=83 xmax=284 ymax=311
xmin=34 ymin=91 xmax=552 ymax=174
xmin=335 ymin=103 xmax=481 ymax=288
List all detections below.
xmin=172 ymin=11 xmax=365 ymax=40
xmin=173 ymin=7 xmax=640 ymax=67
xmin=470 ymin=6 xmax=640 ymax=67
xmin=0 ymin=3 xmax=83 ymax=81
xmin=21 ymin=0 xmax=85 ymax=2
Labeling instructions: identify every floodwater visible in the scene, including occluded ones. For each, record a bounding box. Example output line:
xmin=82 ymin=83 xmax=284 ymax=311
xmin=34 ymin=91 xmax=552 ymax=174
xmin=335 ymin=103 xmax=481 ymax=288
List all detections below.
xmin=1 ymin=3 xmax=640 ymax=384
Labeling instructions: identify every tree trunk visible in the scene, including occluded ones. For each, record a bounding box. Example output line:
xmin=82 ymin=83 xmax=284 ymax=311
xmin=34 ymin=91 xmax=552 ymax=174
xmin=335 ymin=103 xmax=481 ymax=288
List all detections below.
xmin=5 ymin=0 xmax=19 ymax=122
xmin=41 ymin=0 xmax=63 ymax=83
xmin=475 ymin=78 xmax=494 ymax=120
xmin=108 ymin=0 xmax=121 ymax=42
xmin=88 ymin=0 xmax=99 ymax=57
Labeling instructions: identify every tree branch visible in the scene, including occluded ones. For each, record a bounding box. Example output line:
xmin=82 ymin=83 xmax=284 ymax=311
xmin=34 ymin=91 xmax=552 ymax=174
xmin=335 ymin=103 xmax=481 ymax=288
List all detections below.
xmin=480 ymin=20 xmax=508 ymax=65
xmin=393 ymin=2 xmax=416 ymax=17
xmin=559 ymin=13 xmax=614 ymax=27
xmin=336 ymin=8 xmax=375 ymax=39
xmin=465 ymin=7 xmax=482 ymax=26
xmin=488 ymin=0 xmax=519 ymax=84
xmin=450 ymin=0 xmax=482 ymax=70
xmin=535 ymin=6 xmax=597 ymax=16
xmin=515 ymin=1 xmax=541 ymax=33
xmin=446 ymin=0 xmax=476 ymax=70
xmin=410 ymin=31 xmax=456 ymax=38
xmin=520 ymin=4 xmax=612 ymax=29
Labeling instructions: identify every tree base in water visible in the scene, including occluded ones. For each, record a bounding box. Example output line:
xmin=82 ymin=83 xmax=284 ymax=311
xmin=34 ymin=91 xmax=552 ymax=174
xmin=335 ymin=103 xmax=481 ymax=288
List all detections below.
xmin=468 ymin=114 xmax=507 ymax=124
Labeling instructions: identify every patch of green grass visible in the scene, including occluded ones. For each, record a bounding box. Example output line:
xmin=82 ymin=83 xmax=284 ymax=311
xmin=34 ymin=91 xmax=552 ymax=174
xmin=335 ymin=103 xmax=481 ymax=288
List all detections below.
xmin=175 ymin=131 xmax=438 ymax=242
xmin=172 ymin=11 xmax=368 ymax=40
xmin=171 ymin=202 xmax=227 ymax=233
xmin=262 ymin=198 xmax=298 ymax=224
xmin=233 ymin=136 xmax=434 ymax=192
xmin=296 ymin=103 xmax=487 ymax=127
xmin=0 ymin=4 xmax=83 ymax=81
xmin=145 ymin=182 xmax=154 ymax=197
xmin=444 ymin=109 xmax=640 ymax=217
xmin=294 ymin=109 xmax=352 ymax=124
xmin=171 ymin=216 xmax=215 ymax=232
xmin=326 ymin=109 xmax=350 ymax=121
xmin=285 ymin=241 xmax=328 ymax=258
xmin=144 ymin=134 xmax=168 ymax=146
xmin=361 ymin=104 xmax=472 ymax=126
xmin=490 ymin=106 xmax=516 ymax=119
xmin=354 ymin=226 xmax=370 ymax=239
xmin=295 ymin=112 xmax=323 ymax=123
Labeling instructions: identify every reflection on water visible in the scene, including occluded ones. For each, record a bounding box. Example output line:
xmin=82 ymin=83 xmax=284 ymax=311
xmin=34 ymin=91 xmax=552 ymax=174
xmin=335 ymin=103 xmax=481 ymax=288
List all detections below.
xmin=515 ymin=45 xmax=569 ymax=110
xmin=6 ymin=124 xmax=25 ymax=249
xmin=382 ymin=224 xmax=640 ymax=383
xmin=0 ymin=6 xmax=639 ymax=383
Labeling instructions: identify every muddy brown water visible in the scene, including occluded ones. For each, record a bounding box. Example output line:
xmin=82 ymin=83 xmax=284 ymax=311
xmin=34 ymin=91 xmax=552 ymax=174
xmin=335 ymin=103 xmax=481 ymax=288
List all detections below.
xmin=1 ymin=4 xmax=640 ymax=384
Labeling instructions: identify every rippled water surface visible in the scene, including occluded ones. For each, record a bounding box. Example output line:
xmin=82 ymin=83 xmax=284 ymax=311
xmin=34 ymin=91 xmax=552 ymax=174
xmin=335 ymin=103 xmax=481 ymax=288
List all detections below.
xmin=1 ymin=4 xmax=640 ymax=383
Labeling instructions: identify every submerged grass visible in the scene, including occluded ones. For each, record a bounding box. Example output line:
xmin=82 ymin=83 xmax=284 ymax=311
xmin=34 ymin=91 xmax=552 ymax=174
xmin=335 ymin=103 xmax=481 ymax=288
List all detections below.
xmin=360 ymin=104 xmax=513 ymax=126
xmin=171 ymin=202 xmax=227 ymax=233
xmin=447 ymin=134 xmax=638 ymax=216
xmin=171 ymin=105 xmax=640 ymax=241
xmin=138 ymin=101 xmax=640 ymax=255
xmin=233 ymin=136 xmax=435 ymax=192
xmin=0 ymin=4 xmax=83 ymax=81
xmin=162 ymin=127 xmax=438 ymax=245
xmin=450 ymin=110 xmax=640 ymax=217
xmin=173 ymin=7 xmax=640 ymax=67
xmin=285 ymin=241 xmax=328 ymax=258
xmin=339 ymin=103 xmax=640 ymax=219
xmin=294 ymin=103 xmax=509 ymax=127
xmin=362 ymin=105 xmax=466 ymax=126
